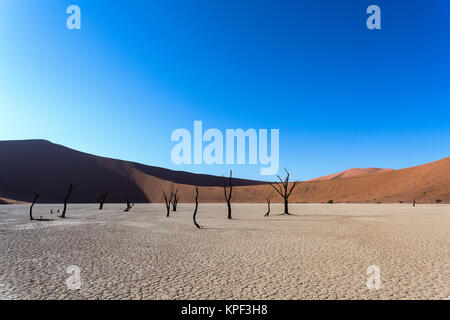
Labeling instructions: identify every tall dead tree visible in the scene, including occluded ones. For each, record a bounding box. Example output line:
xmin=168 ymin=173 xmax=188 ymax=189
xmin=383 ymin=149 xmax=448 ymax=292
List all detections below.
xmin=97 ymin=192 xmax=108 ymax=210
xmin=269 ymin=168 xmax=300 ymax=215
xmin=223 ymin=170 xmax=233 ymax=219
xmin=124 ymin=197 xmax=134 ymax=212
xmin=172 ymin=189 xmax=179 ymax=211
xmin=60 ymin=184 xmax=73 ymax=219
xmin=193 ymin=187 xmax=200 ymax=229
xmin=30 ymin=192 xmax=39 ymax=221
xmin=163 ymin=191 xmax=173 ymax=217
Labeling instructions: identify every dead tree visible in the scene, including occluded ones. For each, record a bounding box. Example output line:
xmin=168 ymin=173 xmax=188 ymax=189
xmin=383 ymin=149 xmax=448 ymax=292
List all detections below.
xmin=269 ymin=168 xmax=300 ymax=215
xmin=124 ymin=197 xmax=134 ymax=212
xmin=97 ymin=192 xmax=108 ymax=210
xmin=264 ymin=189 xmax=274 ymax=217
xmin=264 ymin=198 xmax=271 ymax=217
xmin=163 ymin=191 xmax=173 ymax=217
xmin=60 ymin=184 xmax=73 ymax=219
xmin=171 ymin=189 xmax=179 ymax=211
xmin=193 ymin=187 xmax=200 ymax=229
xmin=223 ymin=170 xmax=233 ymax=219
xmin=30 ymin=192 xmax=39 ymax=221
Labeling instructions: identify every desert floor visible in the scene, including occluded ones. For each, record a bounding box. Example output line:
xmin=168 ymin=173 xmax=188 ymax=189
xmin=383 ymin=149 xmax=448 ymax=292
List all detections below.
xmin=0 ymin=203 xmax=449 ymax=300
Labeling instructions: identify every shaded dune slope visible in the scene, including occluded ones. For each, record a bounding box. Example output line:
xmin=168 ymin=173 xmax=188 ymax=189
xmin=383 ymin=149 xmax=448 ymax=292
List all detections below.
xmin=0 ymin=140 xmax=264 ymax=203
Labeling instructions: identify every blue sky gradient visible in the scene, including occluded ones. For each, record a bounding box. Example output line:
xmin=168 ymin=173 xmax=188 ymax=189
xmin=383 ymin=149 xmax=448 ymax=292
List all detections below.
xmin=1 ymin=0 xmax=449 ymax=180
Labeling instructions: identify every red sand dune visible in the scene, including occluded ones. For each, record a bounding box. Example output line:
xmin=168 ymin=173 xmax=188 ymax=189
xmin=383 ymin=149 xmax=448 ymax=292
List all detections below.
xmin=309 ymin=168 xmax=394 ymax=181
xmin=0 ymin=140 xmax=449 ymax=204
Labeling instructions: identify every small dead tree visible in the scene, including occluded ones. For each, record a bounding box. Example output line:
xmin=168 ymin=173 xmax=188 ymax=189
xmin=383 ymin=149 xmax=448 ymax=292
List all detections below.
xmin=172 ymin=189 xmax=179 ymax=211
xmin=269 ymin=168 xmax=300 ymax=215
xmin=97 ymin=192 xmax=108 ymax=210
xmin=60 ymin=184 xmax=73 ymax=219
xmin=223 ymin=170 xmax=233 ymax=219
xmin=30 ymin=192 xmax=39 ymax=221
xmin=264 ymin=198 xmax=271 ymax=217
xmin=193 ymin=187 xmax=200 ymax=229
xmin=124 ymin=197 xmax=134 ymax=212
xmin=163 ymin=191 xmax=173 ymax=217
xmin=264 ymin=189 xmax=274 ymax=217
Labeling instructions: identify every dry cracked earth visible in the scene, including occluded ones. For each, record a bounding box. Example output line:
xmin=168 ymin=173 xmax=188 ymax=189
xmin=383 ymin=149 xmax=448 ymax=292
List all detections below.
xmin=0 ymin=203 xmax=449 ymax=300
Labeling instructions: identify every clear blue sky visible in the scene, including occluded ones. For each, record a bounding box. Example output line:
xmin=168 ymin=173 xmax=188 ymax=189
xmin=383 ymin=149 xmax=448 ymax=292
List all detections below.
xmin=1 ymin=0 xmax=449 ymax=181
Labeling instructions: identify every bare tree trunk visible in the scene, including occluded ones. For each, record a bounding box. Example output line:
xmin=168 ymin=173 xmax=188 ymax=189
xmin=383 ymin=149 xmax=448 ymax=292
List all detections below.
xmin=223 ymin=170 xmax=233 ymax=219
xmin=30 ymin=192 xmax=39 ymax=221
xmin=163 ymin=191 xmax=173 ymax=217
xmin=284 ymin=199 xmax=291 ymax=215
xmin=172 ymin=189 xmax=179 ymax=211
xmin=60 ymin=184 xmax=73 ymax=219
xmin=97 ymin=192 xmax=108 ymax=210
xmin=264 ymin=199 xmax=271 ymax=217
xmin=193 ymin=187 xmax=200 ymax=229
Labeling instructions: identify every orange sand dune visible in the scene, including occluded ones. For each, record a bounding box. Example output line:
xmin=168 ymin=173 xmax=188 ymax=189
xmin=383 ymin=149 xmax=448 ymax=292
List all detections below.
xmin=130 ymin=157 xmax=449 ymax=204
xmin=289 ymin=157 xmax=450 ymax=204
xmin=309 ymin=168 xmax=393 ymax=181
xmin=0 ymin=140 xmax=449 ymax=204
